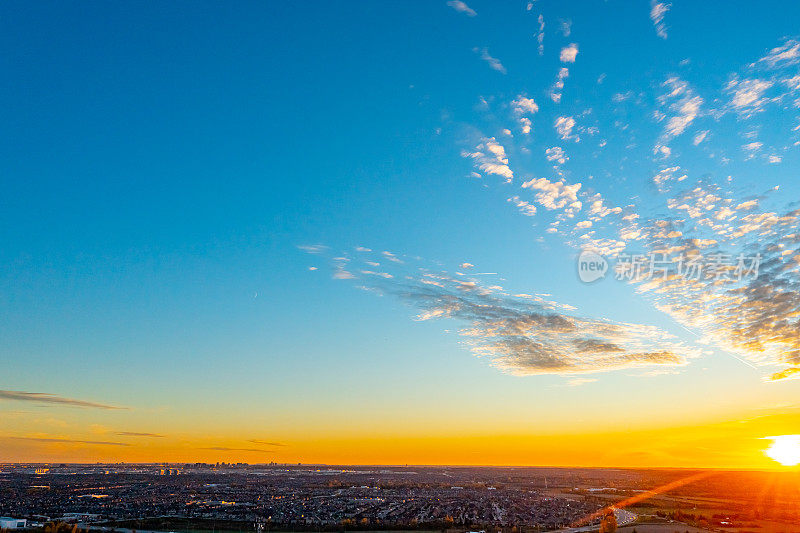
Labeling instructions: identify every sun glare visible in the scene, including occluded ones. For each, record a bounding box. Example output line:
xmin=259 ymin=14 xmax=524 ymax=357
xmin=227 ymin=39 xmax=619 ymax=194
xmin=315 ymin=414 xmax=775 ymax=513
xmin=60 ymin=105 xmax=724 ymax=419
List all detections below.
xmin=765 ymin=435 xmax=800 ymax=466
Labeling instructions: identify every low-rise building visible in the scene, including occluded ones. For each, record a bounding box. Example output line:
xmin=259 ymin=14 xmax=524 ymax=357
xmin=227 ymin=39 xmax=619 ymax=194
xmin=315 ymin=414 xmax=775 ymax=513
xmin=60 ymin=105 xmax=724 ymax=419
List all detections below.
xmin=0 ymin=517 xmax=27 ymax=529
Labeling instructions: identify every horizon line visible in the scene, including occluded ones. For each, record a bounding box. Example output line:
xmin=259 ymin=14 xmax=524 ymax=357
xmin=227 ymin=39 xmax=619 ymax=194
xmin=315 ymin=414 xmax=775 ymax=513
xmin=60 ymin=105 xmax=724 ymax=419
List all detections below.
xmin=0 ymin=462 xmax=792 ymax=473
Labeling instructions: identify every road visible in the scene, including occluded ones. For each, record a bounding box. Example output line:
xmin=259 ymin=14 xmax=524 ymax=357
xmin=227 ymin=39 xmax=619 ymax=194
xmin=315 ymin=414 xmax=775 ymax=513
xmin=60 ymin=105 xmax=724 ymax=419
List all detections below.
xmin=555 ymin=506 xmax=638 ymax=533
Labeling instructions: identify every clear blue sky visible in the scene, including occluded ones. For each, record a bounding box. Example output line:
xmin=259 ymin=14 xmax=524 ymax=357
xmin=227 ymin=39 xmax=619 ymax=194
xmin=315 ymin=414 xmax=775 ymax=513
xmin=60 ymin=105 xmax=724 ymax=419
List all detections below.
xmin=3 ymin=1 xmax=800 ymax=466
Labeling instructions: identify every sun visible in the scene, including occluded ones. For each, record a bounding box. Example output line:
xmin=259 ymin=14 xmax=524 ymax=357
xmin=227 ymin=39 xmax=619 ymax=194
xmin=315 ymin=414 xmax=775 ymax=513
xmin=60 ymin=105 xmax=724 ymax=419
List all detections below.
xmin=765 ymin=435 xmax=800 ymax=466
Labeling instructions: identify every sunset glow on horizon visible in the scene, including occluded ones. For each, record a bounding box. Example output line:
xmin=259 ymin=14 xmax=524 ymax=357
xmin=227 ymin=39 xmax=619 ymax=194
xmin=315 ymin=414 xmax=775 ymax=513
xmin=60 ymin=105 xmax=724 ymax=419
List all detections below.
xmin=4 ymin=1 xmax=800 ymax=473
xmin=765 ymin=435 xmax=800 ymax=467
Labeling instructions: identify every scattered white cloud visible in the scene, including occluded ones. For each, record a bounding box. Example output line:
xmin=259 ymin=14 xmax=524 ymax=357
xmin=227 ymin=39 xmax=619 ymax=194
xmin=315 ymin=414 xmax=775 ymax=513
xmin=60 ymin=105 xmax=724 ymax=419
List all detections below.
xmin=520 ymin=117 xmax=532 ymax=135
xmin=333 ymin=269 xmax=355 ymax=279
xmin=298 ymin=244 xmax=329 ymax=254
xmin=474 ymin=47 xmax=507 ymax=74
xmin=511 ymin=96 xmax=538 ymax=134
xmin=306 ymin=249 xmax=697 ymax=376
xmin=446 ymin=0 xmax=476 ymax=17
xmin=693 ymin=130 xmax=708 ymax=145
xmin=560 ymin=43 xmax=579 ymax=63
xmin=508 ymin=196 xmax=537 ymax=216
xmin=742 ymin=141 xmax=763 ymax=153
xmin=521 ymin=176 xmax=582 ymax=214
xmin=361 ymin=270 xmax=393 ymax=279
xmin=462 ymin=137 xmax=514 ymax=182
xmin=555 ymin=116 xmax=578 ymax=141
xmin=550 ymin=67 xmax=569 ymax=103
xmin=586 ymin=195 xmax=623 ymax=220
xmin=612 ymin=91 xmax=633 ymax=103
xmin=512 ymin=95 xmax=539 ymax=115
xmin=559 ymin=19 xmax=572 ymax=37
xmin=544 ymin=146 xmax=568 ymax=165
xmin=592 ymin=177 xmax=800 ymax=381
xmin=382 ymin=251 xmax=403 ymax=263
xmin=654 ymin=77 xmax=702 ymax=154
xmin=663 ymin=79 xmax=702 ymax=137
xmin=757 ymin=39 xmax=800 ymax=68
xmin=652 ymin=166 xmax=687 ymax=191
xmin=566 ymin=377 xmax=597 ymax=386
xmin=726 ymin=78 xmax=774 ymax=117
xmin=536 ymin=15 xmax=545 ymax=56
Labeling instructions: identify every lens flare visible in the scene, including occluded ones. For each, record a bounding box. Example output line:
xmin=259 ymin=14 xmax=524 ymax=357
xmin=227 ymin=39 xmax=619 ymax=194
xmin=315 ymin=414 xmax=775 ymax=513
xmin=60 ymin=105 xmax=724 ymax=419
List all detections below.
xmin=765 ymin=435 xmax=800 ymax=466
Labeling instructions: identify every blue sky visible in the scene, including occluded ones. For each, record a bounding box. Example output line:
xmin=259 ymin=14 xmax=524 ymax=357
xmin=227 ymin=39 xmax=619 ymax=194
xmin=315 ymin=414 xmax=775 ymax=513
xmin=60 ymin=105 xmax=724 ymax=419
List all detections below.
xmin=3 ymin=1 xmax=800 ymax=465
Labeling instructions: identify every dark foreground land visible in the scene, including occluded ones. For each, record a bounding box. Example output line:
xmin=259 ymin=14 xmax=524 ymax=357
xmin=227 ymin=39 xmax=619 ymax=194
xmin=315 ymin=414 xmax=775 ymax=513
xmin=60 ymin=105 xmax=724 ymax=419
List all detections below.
xmin=1 ymin=464 xmax=798 ymax=533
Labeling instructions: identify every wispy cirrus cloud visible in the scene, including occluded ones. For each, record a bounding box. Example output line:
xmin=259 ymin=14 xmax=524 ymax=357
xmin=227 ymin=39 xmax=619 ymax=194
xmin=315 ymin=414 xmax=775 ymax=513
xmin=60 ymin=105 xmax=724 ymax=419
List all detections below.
xmin=446 ymin=0 xmax=476 ymax=17
xmin=248 ymin=439 xmax=287 ymax=447
xmin=649 ymin=1 xmax=670 ymax=39
xmin=725 ymin=77 xmax=774 ymax=117
xmin=200 ymin=446 xmax=275 ymax=453
xmin=302 ymin=248 xmax=698 ymax=376
xmin=720 ymin=38 xmax=800 ymax=121
xmin=559 ymin=19 xmax=572 ymax=38
xmin=0 ymin=390 xmax=126 ymax=410
xmin=536 ymin=15 xmax=545 ymax=55
xmin=654 ymin=76 xmax=702 ymax=155
xmin=474 ymin=47 xmax=506 ymax=74
xmin=756 ymin=39 xmax=800 ymax=68
xmin=297 ymin=244 xmax=329 ymax=254
xmin=566 ymin=378 xmax=598 ymax=387
xmin=9 ymin=436 xmax=131 ymax=446
xmin=116 ymin=432 xmax=165 ymax=438
xmin=693 ymin=130 xmax=708 ymax=145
